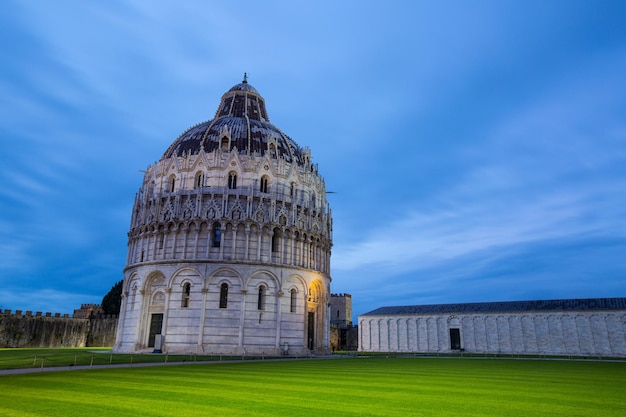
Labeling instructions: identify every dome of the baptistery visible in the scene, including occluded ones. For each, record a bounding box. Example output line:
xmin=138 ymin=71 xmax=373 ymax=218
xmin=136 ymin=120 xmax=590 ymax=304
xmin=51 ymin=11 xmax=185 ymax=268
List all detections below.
xmin=162 ymin=76 xmax=304 ymax=164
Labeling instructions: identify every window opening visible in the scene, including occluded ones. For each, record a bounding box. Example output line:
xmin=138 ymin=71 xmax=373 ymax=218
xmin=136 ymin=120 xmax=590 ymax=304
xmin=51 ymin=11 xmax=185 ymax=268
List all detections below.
xmin=182 ymin=283 xmax=191 ymax=308
xmin=219 ymin=283 xmax=228 ymax=308
xmin=212 ymin=223 xmax=221 ymax=247
xmin=257 ymin=285 xmax=266 ymax=310
xmin=195 ymin=172 xmax=205 ymax=189
xmin=271 ymin=228 xmax=280 ymax=253
xmin=228 ymin=172 xmax=237 ymax=189
xmin=260 ymin=176 xmax=269 ymax=193
xmin=290 ymin=289 xmax=297 ymax=313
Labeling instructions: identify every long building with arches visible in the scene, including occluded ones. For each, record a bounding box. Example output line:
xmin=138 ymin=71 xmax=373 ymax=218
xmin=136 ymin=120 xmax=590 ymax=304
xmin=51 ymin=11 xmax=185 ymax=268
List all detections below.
xmin=114 ymin=76 xmax=333 ymax=355
xmin=358 ymin=298 xmax=626 ymax=356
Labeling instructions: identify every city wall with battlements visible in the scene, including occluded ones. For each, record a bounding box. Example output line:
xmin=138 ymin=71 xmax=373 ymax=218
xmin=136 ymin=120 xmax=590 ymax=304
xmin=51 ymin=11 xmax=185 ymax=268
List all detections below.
xmin=0 ymin=308 xmax=118 ymax=348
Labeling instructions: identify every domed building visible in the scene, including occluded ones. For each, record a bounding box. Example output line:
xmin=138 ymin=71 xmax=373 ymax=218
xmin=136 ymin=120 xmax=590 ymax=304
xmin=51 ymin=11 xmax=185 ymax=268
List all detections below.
xmin=114 ymin=76 xmax=333 ymax=355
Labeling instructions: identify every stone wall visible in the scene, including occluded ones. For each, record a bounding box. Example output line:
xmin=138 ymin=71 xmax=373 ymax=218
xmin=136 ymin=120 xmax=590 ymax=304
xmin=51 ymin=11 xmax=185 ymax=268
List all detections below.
xmin=359 ymin=311 xmax=626 ymax=357
xmin=86 ymin=316 xmax=119 ymax=347
xmin=330 ymin=324 xmax=359 ymax=351
xmin=0 ymin=311 xmax=118 ymax=348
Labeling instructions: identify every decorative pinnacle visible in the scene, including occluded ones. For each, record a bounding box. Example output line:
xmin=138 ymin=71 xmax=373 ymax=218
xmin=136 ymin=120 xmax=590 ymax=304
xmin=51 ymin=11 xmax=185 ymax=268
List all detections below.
xmin=243 ymin=72 xmax=248 ymax=83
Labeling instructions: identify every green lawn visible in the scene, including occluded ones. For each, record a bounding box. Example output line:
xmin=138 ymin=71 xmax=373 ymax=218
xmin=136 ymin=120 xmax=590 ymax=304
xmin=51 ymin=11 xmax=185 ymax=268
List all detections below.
xmin=0 ymin=347 xmax=279 ymax=370
xmin=0 ymin=357 xmax=624 ymax=416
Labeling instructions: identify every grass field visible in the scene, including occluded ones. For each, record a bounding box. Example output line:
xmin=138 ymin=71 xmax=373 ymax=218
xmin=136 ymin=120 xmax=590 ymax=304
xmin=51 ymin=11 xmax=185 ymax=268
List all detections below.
xmin=0 ymin=347 xmax=280 ymax=370
xmin=0 ymin=356 xmax=624 ymax=416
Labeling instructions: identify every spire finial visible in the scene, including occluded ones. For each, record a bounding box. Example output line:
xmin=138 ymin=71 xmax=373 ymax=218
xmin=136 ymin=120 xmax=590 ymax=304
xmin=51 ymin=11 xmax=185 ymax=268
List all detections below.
xmin=243 ymin=72 xmax=248 ymax=83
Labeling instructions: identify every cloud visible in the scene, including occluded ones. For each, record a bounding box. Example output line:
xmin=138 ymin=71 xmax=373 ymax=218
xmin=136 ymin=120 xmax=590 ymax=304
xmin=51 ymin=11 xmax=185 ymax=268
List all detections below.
xmin=333 ymin=56 xmax=626 ymax=277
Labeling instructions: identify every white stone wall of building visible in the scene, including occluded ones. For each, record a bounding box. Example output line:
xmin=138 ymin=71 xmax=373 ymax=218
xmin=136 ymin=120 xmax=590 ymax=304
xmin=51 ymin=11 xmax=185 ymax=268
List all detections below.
xmin=115 ymin=263 xmax=326 ymax=355
xmin=358 ymin=311 xmax=626 ymax=357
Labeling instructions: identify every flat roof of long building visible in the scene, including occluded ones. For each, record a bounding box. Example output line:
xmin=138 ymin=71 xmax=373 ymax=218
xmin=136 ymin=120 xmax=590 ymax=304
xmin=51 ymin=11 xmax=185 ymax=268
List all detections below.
xmin=360 ymin=297 xmax=626 ymax=316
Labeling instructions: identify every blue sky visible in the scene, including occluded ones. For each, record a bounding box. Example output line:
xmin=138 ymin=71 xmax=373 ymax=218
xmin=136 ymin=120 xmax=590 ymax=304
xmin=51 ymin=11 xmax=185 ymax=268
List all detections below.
xmin=1 ymin=1 xmax=625 ymax=318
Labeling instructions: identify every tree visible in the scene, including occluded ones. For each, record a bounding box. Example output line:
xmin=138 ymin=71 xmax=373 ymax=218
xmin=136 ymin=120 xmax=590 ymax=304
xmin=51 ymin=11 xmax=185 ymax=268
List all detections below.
xmin=101 ymin=279 xmax=123 ymax=315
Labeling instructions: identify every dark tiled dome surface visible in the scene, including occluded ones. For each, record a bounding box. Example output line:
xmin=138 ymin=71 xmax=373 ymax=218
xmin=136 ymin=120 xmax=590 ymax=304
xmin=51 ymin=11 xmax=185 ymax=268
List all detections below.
xmin=162 ymin=78 xmax=303 ymax=165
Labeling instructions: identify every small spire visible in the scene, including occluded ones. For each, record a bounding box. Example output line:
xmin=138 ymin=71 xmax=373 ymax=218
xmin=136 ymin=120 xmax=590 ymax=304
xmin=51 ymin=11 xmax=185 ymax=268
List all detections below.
xmin=243 ymin=72 xmax=248 ymax=83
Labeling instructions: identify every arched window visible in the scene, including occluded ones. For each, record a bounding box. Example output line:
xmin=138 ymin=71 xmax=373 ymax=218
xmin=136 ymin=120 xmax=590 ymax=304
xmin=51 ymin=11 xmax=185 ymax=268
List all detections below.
xmin=257 ymin=285 xmax=266 ymax=310
xmin=219 ymin=283 xmax=228 ymax=308
xmin=290 ymin=289 xmax=297 ymax=313
xmin=195 ymin=172 xmax=205 ymax=189
xmin=271 ymin=228 xmax=280 ymax=253
xmin=182 ymin=283 xmax=191 ymax=308
xmin=290 ymin=182 xmax=295 ymax=198
xmin=168 ymin=175 xmax=176 ymax=192
xmin=212 ymin=223 xmax=221 ymax=248
xmin=228 ymin=172 xmax=237 ymax=189
xmin=221 ymin=136 xmax=230 ymax=152
xmin=260 ymin=176 xmax=269 ymax=193
xmin=311 ymin=192 xmax=316 ymax=209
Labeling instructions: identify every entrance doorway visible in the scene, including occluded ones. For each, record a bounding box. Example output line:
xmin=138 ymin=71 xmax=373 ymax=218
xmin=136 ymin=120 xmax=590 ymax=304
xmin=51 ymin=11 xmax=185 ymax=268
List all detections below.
xmin=307 ymin=312 xmax=315 ymax=350
xmin=449 ymin=328 xmax=461 ymax=350
xmin=148 ymin=313 xmax=163 ymax=348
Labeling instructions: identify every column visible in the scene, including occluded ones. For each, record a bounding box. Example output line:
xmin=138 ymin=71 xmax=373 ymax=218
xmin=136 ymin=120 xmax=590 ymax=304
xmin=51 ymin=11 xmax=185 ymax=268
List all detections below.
xmin=275 ymin=291 xmax=283 ymax=352
xmin=244 ymin=226 xmax=250 ymax=261
xmin=238 ymin=290 xmax=248 ymax=350
xmin=218 ymin=221 xmax=225 ymax=260
xmin=114 ymin=292 xmax=128 ymax=350
xmin=162 ymin=288 xmax=172 ymax=349
xmin=197 ymin=288 xmax=209 ymax=353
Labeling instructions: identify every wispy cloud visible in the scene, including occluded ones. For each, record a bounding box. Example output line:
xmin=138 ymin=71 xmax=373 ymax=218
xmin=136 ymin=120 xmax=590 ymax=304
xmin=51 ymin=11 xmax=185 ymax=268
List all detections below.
xmin=333 ymin=59 xmax=626 ymax=286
